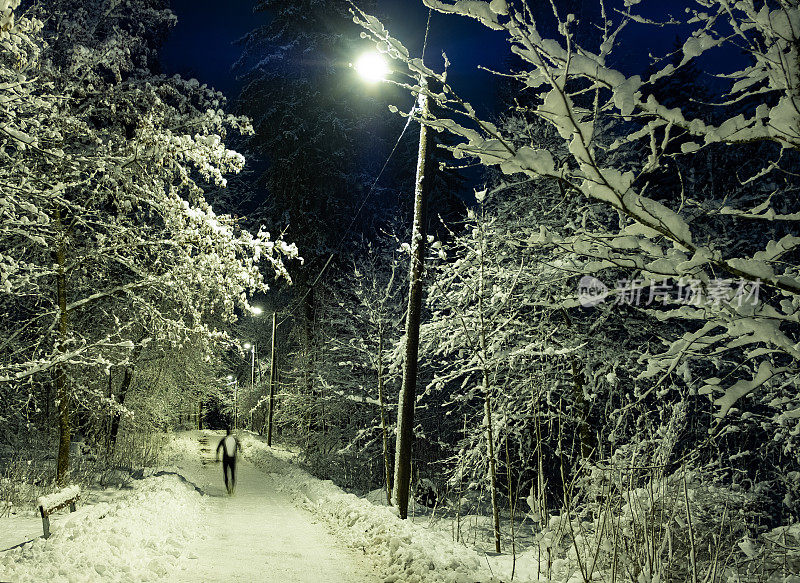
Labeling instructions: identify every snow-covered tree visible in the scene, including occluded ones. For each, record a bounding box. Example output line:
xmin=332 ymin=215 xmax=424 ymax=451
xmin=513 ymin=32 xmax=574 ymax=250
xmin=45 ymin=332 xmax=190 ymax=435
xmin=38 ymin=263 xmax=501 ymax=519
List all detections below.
xmin=353 ymin=0 xmax=800 ymax=457
xmin=0 ymin=0 xmax=298 ymax=482
xmin=266 ymin=238 xmax=405 ymax=493
xmin=233 ymin=0 xmax=405 ymax=405
xmin=323 ymin=241 xmax=404 ymax=498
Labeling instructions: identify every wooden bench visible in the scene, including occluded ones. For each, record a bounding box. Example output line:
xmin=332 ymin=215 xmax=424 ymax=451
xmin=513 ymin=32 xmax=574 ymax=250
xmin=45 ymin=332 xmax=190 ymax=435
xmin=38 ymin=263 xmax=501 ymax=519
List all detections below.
xmin=36 ymin=485 xmax=80 ymax=539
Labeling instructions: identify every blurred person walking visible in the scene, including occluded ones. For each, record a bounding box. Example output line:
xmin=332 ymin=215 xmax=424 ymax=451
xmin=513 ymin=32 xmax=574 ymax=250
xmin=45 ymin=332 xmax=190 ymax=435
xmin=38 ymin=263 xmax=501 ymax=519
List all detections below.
xmin=216 ymin=428 xmax=241 ymax=495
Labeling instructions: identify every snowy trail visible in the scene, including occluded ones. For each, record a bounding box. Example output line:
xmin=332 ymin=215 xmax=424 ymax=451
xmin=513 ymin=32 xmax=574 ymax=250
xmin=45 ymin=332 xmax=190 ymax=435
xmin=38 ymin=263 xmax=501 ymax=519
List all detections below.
xmin=2 ymin=431 xmax=505 ymax=582
xmin=172 ymin=431 xmax=377 ymax=583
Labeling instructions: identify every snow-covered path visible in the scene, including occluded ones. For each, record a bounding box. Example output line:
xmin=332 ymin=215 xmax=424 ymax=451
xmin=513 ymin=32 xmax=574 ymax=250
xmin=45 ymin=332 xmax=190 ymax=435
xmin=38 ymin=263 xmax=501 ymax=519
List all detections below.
xmin=172 ymin=431 xmax=377 ymax=582
xmin=1 ymin=430 xmax=509 ymax=582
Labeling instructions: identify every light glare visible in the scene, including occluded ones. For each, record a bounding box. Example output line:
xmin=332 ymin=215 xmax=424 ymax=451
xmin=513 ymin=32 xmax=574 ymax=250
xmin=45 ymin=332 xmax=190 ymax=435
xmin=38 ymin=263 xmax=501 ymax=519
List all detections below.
xmin=355 ymin=52 xmax=389 ymax=83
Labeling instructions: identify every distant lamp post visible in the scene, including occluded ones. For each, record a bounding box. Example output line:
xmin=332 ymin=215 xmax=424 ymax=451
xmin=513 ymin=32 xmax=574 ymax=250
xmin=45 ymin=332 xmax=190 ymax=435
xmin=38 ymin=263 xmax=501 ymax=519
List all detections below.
xmin=242 ymin=341 xmax=256 ymax=431
xmin=225 ymin=374 xmax=238 ymax=430
xmin=267 ymin=312 xmax=278 ymax=446
xmin=355 ymin=53 xmax=432 ymax=519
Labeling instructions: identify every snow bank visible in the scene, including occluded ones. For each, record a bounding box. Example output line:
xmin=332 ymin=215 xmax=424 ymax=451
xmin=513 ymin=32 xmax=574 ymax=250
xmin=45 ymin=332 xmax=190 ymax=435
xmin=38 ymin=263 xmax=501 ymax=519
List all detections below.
xmin=242 ymin=434 xmax=502 ymax=583
xmin=0 ymin=475 xmax=202 ymax=583
xmin=36 ymin=485 xmax=80 ymax=512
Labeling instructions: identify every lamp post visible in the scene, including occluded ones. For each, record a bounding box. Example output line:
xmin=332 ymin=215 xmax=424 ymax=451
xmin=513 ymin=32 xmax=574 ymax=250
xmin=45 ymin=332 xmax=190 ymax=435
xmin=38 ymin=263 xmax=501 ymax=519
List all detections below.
xmin=355 ymin=53 xmax=432 ymax=519
xmin=243 ymin=342 xmax=256 ymax=431
xmin=267 ymin=311 xmax=278 ymax=446
xmin=226 ymin=374 xmax=238 ymax=430
xmin=248 ymin=306 xmax=264 ymax=431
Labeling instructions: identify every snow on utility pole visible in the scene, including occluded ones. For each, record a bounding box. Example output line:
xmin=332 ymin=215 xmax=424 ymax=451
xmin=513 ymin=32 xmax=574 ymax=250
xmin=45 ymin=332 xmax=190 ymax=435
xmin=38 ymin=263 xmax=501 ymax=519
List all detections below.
xmin=267 ymin=311 xmax=278 ymax=446
xmin=393 ymin=82 xmax=431 ymax=519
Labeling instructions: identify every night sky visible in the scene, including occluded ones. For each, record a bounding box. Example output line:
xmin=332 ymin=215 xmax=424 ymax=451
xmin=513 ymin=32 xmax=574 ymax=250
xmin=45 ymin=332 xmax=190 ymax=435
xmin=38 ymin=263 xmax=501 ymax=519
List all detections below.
xmin=157 ymin=0 xmax=723 ymax=209
xmin=159 ymin=0 xmax=265 ymax=98
xmin=159 ymin=1 xmax=721 ymax=119
xmin=159 ymin=0 xmax=508 ymax=114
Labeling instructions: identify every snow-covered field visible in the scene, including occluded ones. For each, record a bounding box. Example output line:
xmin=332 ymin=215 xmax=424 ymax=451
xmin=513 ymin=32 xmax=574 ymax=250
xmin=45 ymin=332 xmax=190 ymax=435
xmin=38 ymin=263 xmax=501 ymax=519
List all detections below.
xmin=0 ymin=431 xmax=517 ymax=583
xmin=0 ymin=431 xmax=386 ymax=582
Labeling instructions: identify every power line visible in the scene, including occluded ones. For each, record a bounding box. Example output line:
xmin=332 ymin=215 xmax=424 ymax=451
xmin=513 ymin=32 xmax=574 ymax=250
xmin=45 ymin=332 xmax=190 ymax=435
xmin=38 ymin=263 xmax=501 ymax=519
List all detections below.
xmin=276 ymin=7 xmax=434 ymax=329
xmin=277 ymin=99 xmax=417 ymax=328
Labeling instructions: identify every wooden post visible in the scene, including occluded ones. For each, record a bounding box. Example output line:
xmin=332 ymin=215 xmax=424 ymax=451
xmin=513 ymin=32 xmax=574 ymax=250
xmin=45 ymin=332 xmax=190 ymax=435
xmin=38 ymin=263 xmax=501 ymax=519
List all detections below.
xmin=267 ymin=311 xmax=278 ymax=446
xmin=40 ymin=507 xmax=50 ymax=539
xmin=39 ymin=492 xmax=79 ymax=539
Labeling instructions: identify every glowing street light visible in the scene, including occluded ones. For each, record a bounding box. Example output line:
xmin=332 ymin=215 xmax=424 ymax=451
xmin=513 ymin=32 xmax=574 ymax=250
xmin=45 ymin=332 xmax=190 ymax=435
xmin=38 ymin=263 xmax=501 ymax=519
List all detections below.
xmin=241 ymin=341 xmax=256 ymax=431
xmin=251 ymin=306 xmax=263 ymax=316
xmin=354 ymin=51 xmax=389 ymax=83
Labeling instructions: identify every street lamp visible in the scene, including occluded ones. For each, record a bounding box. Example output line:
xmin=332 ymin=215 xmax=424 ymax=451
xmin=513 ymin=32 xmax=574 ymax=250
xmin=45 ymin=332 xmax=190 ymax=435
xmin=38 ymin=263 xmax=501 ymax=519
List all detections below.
xmin=225 ymin=374 xmax=238 ymax=430
xmin=354 ymin=52 xmax=389 ymax=83
xmin=355 ymin=55 xmax=432 ymax=519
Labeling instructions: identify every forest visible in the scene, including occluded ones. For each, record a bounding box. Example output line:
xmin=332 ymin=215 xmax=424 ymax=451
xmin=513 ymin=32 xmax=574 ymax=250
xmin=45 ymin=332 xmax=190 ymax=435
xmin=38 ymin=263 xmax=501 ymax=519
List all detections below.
xmin=1 ymin=0 xmax=799 ymax=581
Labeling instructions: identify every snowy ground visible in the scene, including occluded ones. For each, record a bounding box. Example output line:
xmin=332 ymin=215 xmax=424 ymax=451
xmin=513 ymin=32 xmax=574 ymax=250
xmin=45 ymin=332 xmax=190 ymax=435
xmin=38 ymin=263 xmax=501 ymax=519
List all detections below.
xmin=240 ymin=434 xmax=516 ymax=583
xmin=0 ymin=472 xmax=203 ymax=582
xmin=0 ymin=431 xmax=379 ymax=582
xmin=4 ymin=431 xmax=798 ymax=582
xmin=166 ymin=431 xmax=378 ymax=583
xmin=0 ymin=430 xmax=568 ymax=582
xmin=0 ymin=430 xmax=514 ymax=582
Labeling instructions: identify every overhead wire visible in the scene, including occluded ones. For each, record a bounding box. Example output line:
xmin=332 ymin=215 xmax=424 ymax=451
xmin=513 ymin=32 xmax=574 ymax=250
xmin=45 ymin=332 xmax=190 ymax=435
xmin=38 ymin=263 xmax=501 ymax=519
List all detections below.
xmin=275 ymin=101 xmax=416 ymax=327
xmin=274 ymin=7 xmax=434 ymax=328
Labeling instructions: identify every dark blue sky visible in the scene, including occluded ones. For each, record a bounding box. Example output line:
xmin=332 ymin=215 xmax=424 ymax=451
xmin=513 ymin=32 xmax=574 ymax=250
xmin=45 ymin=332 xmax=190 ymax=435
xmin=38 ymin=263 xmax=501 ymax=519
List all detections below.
xmin=159 ymin=1 xmax=722 ymax=117
xmin=160 ymin=0 xmax=266 ymax=98
xmin=159 ymin=0 xmax=508 ymax=113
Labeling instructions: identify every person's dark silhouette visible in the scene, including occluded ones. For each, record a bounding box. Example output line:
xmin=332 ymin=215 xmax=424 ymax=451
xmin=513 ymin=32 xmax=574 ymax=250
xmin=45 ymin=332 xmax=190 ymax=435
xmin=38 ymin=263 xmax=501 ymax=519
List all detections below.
xmin=216 ymin=428 xmax=241 ymax=495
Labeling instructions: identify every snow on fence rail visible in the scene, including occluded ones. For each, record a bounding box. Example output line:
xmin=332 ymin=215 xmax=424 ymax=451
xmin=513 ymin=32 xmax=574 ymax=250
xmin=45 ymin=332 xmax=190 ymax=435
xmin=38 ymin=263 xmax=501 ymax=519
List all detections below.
xmin=36 ymin=485 xmax=80 ymax=539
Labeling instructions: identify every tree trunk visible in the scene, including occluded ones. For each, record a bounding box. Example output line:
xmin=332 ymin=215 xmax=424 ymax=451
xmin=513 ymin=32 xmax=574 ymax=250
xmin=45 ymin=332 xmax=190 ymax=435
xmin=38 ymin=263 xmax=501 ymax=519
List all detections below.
xmin=477 ymin=205 xmax=501 ymax=553
xmin=54 ymin=212 xmax=70 ymax=485
xmin=109 ymin=363 xmax=133 ymax=451
xmin=484 ymin=386 xmax=502 ymax=553
xmin=570 ymin=356 xmax=594 ymax=460
xmin=109 ymin=343 xmax=143 ymax=451
xmin=377 ymin=327 xmax=392 ymax=505
xmin=393 ymin=84 xmax=431 ymax=519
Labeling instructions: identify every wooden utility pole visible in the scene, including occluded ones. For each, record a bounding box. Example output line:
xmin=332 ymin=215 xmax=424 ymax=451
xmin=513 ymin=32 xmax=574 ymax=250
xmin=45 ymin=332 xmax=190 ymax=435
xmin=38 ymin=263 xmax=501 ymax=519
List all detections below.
xmin=267 ymin=311 xmax=278 ymax=446
xmin=393 ymin=83 xmax=431 ymax=519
